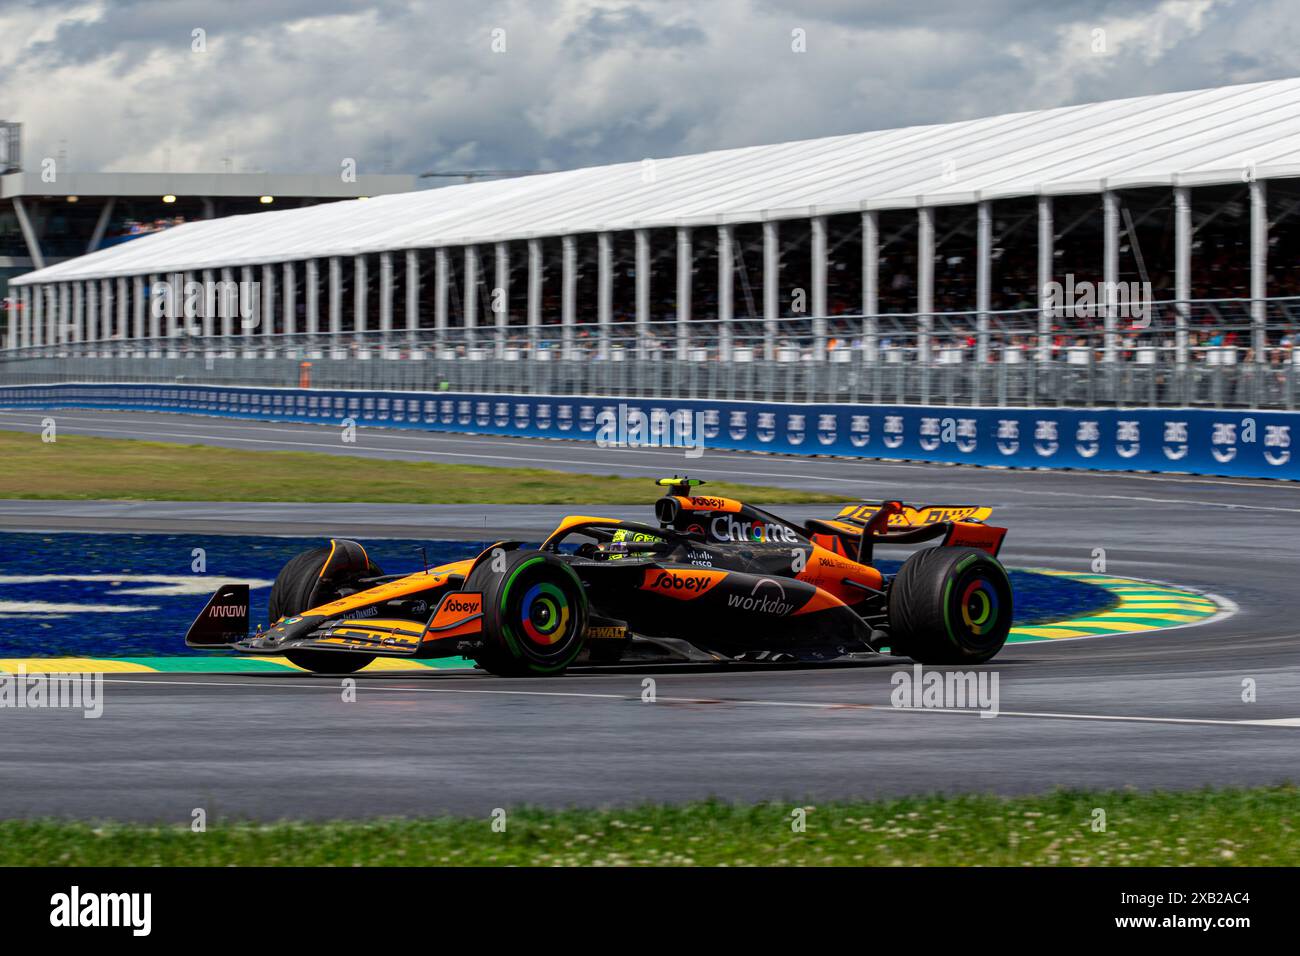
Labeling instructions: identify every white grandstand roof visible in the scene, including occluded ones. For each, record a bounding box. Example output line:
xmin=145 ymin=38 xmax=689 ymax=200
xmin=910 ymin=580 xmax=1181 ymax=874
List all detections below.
xmin=14 ymin=76 xmax=1300 ymax=286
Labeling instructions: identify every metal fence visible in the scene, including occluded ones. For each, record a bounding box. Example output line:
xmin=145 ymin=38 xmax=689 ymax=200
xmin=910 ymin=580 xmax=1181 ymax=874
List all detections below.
xmin=2 ymin=297 xmax=1298 ymax=408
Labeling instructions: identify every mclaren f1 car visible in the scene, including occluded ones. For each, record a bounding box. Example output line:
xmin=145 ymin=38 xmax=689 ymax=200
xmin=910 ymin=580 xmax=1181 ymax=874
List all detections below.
xmin=185 ymin=477 xmax=1014 ymax=675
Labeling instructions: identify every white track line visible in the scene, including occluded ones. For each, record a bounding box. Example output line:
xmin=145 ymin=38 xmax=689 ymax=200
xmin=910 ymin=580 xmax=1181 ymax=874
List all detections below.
xmin=3 ymin=416 xmax=1299 ymax=513
xmin=22 ymin=673 xmax=1297 ymax=729
xmin=4 ymin=409 xmax=1290 ymax=493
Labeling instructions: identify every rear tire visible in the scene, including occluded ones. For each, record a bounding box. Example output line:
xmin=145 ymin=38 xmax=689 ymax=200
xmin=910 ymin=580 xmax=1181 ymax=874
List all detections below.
xmin=465 ymin=551 xmax=588 ymax=676
xmin=268 ymin=545 xmax=382 ymax=675
xmin=888 ymin=547 xmax=1012 ymax=665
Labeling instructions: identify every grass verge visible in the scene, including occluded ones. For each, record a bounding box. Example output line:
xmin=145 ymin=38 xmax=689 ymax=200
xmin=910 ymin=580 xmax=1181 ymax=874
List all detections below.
xmin=5 ymin=787 xmax=1296 ymax=866
xmin=0 ymin=431 xmax=841 ymax=505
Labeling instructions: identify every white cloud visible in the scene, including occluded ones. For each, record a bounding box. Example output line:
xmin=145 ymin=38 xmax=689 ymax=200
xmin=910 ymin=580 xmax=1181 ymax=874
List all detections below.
xmin=0 ymin=0 xmax=1293 ymax=178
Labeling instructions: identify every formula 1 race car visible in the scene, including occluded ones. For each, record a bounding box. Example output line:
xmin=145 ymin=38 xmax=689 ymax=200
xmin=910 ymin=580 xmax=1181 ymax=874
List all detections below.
xmin=185 ymin=477 xmax=1013 ymax=675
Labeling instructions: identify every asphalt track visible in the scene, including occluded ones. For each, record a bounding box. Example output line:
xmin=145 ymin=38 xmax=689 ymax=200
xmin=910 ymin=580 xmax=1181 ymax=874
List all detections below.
xmin=1 ymin=407 xmax=1299 ymax=821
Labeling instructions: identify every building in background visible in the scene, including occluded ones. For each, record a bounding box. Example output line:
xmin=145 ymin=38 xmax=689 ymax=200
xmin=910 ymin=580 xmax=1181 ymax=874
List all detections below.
xmin=0 ymin=122 xmax=417 ymax=341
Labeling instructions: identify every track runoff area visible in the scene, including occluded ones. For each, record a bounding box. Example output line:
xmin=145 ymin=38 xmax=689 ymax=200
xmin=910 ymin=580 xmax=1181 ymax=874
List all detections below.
xmin=0 ymin=406 xmax=1297 ymax=815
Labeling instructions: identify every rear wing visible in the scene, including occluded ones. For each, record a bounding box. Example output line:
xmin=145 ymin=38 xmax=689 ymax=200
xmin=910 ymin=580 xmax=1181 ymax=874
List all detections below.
xmin=835 ymin=503 xmax=994 ymax=528
xmin=807 ymin=501 xmax=1006 ymax=563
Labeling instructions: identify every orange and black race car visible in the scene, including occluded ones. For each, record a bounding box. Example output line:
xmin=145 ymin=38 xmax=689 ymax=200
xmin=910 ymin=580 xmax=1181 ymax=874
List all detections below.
xmin=185 ymin=477 xmax=1013 ymax=675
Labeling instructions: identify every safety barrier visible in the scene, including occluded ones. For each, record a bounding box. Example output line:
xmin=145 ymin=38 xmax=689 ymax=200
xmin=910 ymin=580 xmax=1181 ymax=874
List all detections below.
xmin=0 ymin=382 xmax=1294 ymax=480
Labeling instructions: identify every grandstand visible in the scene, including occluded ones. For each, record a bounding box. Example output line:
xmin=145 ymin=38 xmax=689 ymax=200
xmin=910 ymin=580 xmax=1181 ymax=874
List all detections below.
xmin=4 ymin=78 xmax=1300 ymax=408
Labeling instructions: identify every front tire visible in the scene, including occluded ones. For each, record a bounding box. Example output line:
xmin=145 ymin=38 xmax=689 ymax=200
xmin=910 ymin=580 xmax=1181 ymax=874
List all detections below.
xmin=465 ymin=551 xmax=589 ymax=676
xmin=888 ymin=547 xmax=1012 ymax=665
xmin=269 ymin=545 xmax=382 ymax=674
xmin=284 ymin=650 xmax=375 ymax=674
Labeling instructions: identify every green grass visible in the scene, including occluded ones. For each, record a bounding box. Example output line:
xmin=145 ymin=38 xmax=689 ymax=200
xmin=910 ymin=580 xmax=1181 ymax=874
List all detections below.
xmin=0 ymin=431 xmax=841 ymax=505
xmin=6 ymin=787 xmax=1297 ymax=866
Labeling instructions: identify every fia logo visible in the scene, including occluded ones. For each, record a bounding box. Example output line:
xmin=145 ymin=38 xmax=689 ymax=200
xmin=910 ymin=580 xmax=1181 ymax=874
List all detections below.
xmin=1033 ymin=420 xmax=1059 ymax=457
xmin=1075 ymin=420 xmax=1099 ymax=458
xmin=850 ymin=414 xmax=869 ymax=448
xmin=996 ymin=419 xmax=1019 ymax=456
xmin=1264 ymin=425 xmax=1291 ymax=466
xmin=786 ymin=414 xmax=806 ymax=446
xmin=919 ymin=417 xmax=941 ymax=452
xmin=883 ymin=415 xmax=905 ymax=450
xmin=1211 ymin=422 xmax=1238 ymax=463
xmin=954 ymin=418 xmax=977 ymax=454
xmin=1115 ymin=420 xmax=1141 ymax=459
xmin=701 ymin=408 xmax=720 ymax=440
xmin=1162 ymin=421 xmax=1188 ymax=461
xmin=817 ymin=414 xmax=837 ymax=446
xmin=729 ymin=410 xmax=748 ymax=441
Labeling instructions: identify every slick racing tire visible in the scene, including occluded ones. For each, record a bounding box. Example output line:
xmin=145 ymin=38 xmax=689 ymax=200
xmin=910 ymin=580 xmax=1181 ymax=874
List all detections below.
xmin=269 ymin=546 xmax=383 ymax=675
xmin=888 ymin=547 xmax=1013 ymax=665
xmin=465 ymin=550 xmax=589 ymax=676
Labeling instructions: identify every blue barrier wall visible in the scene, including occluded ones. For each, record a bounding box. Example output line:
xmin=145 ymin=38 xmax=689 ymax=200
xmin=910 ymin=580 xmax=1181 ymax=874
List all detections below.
xmin=0 ymin=382 xmax=1295 ymax=479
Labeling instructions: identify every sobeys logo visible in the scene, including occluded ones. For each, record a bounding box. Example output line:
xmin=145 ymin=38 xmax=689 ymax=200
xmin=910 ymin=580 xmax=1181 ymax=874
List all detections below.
xmin=688 ymin=496 xmax=728 ymax=510
xmin=442 ymin=596 xmax=480 ymax=615
xmin=644 ymin=569 xmax=722 ymax=598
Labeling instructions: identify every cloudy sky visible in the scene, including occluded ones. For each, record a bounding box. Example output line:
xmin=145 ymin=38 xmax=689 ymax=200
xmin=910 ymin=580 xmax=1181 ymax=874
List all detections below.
xmin=0 ymin=0 xmax=1296 ymax=180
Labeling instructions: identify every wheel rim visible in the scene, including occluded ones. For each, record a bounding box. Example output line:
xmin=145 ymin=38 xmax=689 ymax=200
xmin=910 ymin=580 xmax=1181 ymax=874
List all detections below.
xmin=945 ymin=558 xmax=1011 ymax=651
xmin=960 ymin=578 xmax=999 ymax=636
xmin=500 ymin=557 xmax=585 ymax=669
xmin=521 ymin=582 xmax=571 ymax=646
